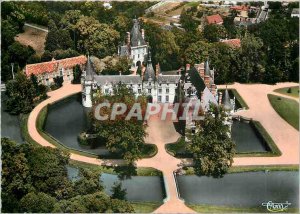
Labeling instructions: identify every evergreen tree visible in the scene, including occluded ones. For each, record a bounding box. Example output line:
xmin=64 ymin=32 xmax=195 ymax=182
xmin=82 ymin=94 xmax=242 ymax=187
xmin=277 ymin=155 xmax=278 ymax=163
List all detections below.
xmin=111 ymin=182 xmax=127 ymax=200
xmin=72 ymin=64 xmax=82 ymax=84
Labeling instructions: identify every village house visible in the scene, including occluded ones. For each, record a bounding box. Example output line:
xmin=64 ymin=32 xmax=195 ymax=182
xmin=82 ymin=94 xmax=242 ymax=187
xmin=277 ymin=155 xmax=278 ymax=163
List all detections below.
xmin=25 ymin=56 xmax=87 ymax=86
xmin=205 ymin=14 xmax=224 ymax=25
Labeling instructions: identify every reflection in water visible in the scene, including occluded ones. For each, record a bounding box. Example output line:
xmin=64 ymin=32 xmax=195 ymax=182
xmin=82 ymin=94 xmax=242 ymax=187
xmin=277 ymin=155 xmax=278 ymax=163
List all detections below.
xmin=1 ymin=93 xmax=24 ymax=144
xmin=232 ymin=120 xmax=267 ymax=153
xmin=44 ymin=94 xmax=109 ymax=155
xmin=66 ymin=166 xmax=164 ymax=202
xmin=177 ymin=171 xmax=299 ymax=207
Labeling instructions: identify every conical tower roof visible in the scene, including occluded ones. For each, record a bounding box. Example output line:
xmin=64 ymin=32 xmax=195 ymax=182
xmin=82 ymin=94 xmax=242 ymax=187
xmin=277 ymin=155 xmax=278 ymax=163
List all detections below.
xmin=204 ymin=60 xmax=210 ymax=76
xmin=144 ymin=49 xmax=155 ymax=81
xmin=222 ymin=87 xmax=232 ymax=111
xmin=86 ymin=56 xmax=95 ymax=81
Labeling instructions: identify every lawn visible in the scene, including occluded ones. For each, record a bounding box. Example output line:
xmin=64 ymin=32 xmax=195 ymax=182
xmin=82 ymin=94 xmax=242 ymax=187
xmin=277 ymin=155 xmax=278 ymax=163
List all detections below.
xmin=15 ymin=24 xmax=47 ymax=55
xmin=131 ymin=202 xmax=162 ymax=213
xmin=268 ymin=94 xmax=299 ymax=130
xmin=274 ymin=86 xmax=299 ymax=98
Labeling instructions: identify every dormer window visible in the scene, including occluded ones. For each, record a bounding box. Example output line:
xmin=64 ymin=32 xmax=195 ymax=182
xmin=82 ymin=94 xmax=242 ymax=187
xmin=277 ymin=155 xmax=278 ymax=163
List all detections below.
xmin=59 ymin=68 xmax=63 ymax=76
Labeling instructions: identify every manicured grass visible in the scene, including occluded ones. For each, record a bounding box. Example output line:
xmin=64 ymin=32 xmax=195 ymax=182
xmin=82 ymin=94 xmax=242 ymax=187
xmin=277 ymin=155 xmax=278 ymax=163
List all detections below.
xmin=131 ymin=202 xmax=162 ymax=213
xmin=183 ymin=165 xmax=299 ymax=175
xmin=268 ymin=94 xmax=299 ymax=130
xmin=187 ymin=204 xmax=268 ymax=213
xmin=274 ymin=86 xmax=299 ymax=98
xmin=69 ymin=159 xmax=163 ymax=176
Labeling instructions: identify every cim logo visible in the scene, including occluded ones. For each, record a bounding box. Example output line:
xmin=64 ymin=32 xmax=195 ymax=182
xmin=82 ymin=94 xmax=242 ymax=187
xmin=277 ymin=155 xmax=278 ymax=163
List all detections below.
xmin=262 ymin=201 xmax=291 ymax=212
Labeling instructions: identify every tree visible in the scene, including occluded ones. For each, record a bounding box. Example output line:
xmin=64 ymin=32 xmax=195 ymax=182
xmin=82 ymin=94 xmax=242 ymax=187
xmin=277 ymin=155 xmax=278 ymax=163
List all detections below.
xmin=91 ymin=83 xmax=147 ymax=164
xmin=5 ymin=72 xmax=36 ymax=114
xmin=45 ymin=19 xmax=73 ymax=52
xmin=111 ymin=182 xmax=127 ymax=200
xmin=2 ymin=20 xmax=18 ymax=49
xmin=185 ymin=41 xmax=211 ymax=64
xmin=74 ymin=169 xmax=103 ymax=196
xmin=187 ymin=105 xmax=235 ymax=178
xmin=20 ymin=192 xmax=56 ymax=213
xmin=203 ymin=24 xmax=227 ymax=42
xmin=8 ymin=42 xmax=35 ymax=68
xmin=72 ymin=64 xmax=82 ymax=84
xmin=53 ymin=76 xmax=64 ymax=88
xmin=180 ymin=8 xmax=199 ymax=32
xmin=75 ymin=16 xmax=120 ymax=58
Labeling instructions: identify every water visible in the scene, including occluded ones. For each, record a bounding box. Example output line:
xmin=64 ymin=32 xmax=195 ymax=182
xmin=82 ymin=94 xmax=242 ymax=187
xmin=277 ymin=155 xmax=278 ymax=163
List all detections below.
xmin=100 ymin=173 xmax=165 ymax=202
xmin=177 ymin=171 xmax=299 ymax=208
xmin=1 ymin=93 xmax=24 ymax=144
xmin=44 ymin=94 xmax=110 ymax=155
xmin=66 ymin=166 xmax=165 ymax=202
xmin=232 ymin=120 xmax=267 ymax=153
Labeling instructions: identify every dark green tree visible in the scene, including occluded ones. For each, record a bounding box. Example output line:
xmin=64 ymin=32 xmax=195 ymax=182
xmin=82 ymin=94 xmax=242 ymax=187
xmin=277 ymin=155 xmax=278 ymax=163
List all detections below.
xmin=203 ymin=24 xmax=227 ymax=42
xmin=111 ymin=182 xmax=127 ymax=200
xmin=188 ymin=105 xmax=235 ymax=178
xmin=20 ymin=192 xmax=56 ymax=213
xmin=72 ymin=64 xmax=82 ymax=84
xmin=5 ymin=72 xmax=36 ymax=114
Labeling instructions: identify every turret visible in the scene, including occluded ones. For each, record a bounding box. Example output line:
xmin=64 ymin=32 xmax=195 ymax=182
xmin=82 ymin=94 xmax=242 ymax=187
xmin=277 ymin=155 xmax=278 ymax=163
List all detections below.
xmin=143 ymin=49 xmax=156 ymax=81
xmin=222 ymin=87 xmax=232 ymax=112
xmin=82 ymin=56 xmax=95 ymax=108
xmin=204 ymin=60 xmax=210 ymax=88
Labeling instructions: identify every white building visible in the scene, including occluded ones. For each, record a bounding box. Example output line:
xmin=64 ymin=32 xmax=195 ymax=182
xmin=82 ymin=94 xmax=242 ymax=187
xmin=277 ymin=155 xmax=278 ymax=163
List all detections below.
xmin=291 ymin=8 xmax=300 ymax=18
xmin=118 ymin=19 xmax=148 ymax=69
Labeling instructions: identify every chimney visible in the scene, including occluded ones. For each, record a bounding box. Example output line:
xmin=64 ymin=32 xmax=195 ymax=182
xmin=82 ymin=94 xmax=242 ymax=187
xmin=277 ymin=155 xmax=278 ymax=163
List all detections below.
xmin=126 ymin=32 xmax=130 ymax=46
xmin=218 ymin=92 xmax=223 ymax=105
xmin=186 ymin=64 xmax=190 ymax=71
xmin=156 ymin=63 xmax=160 ymax=77
xmin=204 ymin=75 xmax=210 ymax=88
xmin=211 ymin=84 xmax=216 ymax=96
xmin=119 ymin=71 xmax=122 ymax=76
xmin=141 ymin=29 xmax=145 ymax=40
xmin=200 ymin=69 xmax=205 ymax=79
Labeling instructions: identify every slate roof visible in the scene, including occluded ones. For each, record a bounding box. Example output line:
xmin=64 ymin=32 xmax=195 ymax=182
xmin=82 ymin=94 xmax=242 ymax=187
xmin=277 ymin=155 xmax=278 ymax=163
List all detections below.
xmin=186 ymin=67 xmax=206 ymax=99
xmin=204 ymin=60 xmax=210 ymax=76
xmin=157 ymin=75 xmax=181 ymax=83
xmin=85 ymin=56 xmax=95 ymax=81
xmin=119 ymin=45 xmax=129 ymax=56
xmin=94 ymin=75 xmax=142 ymax=85
xmin=201 ymin=87 xmax=218 ymax=110
xmin=130 ymin=19 xmax=146 ymax=47
xmin=206 ymin=14 xmax=223 ymax=24
xmin=222 ymin=88 xmax=232 ymax=111
xmin=144 ymin=51 xmax=156 ymax=81
xmin=25 ymin=55 xmax=87 ymax=76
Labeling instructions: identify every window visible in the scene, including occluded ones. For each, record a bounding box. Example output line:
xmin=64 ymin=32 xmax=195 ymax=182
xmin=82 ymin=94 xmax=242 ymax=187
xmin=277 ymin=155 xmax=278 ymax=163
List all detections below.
xmin=159 ymin=89 xmax=162 ymax=93
xmin=138 ymin=89 xmax=141 ymax=94
xmin=166 ymin=95 xmax=169 ymax=102
xmin=158 ymin=96 xmax=162 ymax=102
xmin=59 ymin=68 xmax=63 ymax=76
xmin=138 ymin=54 xmax=140 ymax=58
xmin=166 ymin=88 xmax=169 ymax=94
xmin=105 ymin=89 xmax=109 ymax=94
xmin=148 ymin=89 xmax=151 ymax=94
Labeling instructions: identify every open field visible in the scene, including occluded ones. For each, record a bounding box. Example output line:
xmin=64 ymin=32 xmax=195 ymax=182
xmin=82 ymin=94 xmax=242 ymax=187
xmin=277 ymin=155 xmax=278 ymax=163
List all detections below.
xmin=15 ymin=24 xmax=47 ymax=55
xmin=268 ymin=94 xmax=299 ymax=130
xmin=274 ymin=86 xmax=299 ymax=98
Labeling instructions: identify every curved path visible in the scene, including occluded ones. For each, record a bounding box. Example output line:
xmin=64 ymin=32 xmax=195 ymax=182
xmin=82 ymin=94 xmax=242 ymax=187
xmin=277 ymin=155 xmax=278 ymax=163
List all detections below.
xmin=219 ymin=82 xmax=299 ymax=166
xmin=28 ymin=82 xmax=299 ymax=213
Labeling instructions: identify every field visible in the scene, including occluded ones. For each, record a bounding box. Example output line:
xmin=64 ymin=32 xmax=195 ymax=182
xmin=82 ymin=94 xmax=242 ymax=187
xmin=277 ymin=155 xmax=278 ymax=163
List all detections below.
xmin=274 ymin=86 xmax=299 ymax=98
xmin=268 ymin=94 xmax=299 ymax=130
xmin=15 ymin=24 xmax=48 ymax=55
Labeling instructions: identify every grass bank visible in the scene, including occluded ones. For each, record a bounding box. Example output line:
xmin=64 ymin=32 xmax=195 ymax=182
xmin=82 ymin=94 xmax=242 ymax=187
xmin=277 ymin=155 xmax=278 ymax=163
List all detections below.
xmin=35 ymin=94 xmax=158 ymax=160
xmin=274 ymin=86 xmax=299 ymax=98
xmin=166 ymin=120 xmax=280 ymax=158
xmin=183 ymin=165 xmax=299 ymax=175
xmin=131 ymin=202 xmax=162 ymax=213
xmin=268 ymin=94 xmax=299 ymax=130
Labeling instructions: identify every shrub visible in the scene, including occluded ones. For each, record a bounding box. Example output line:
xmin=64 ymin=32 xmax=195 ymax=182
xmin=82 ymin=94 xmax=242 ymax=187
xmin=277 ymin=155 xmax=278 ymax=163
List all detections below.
xmin=287 ymin=87 xmax=292 ymax=93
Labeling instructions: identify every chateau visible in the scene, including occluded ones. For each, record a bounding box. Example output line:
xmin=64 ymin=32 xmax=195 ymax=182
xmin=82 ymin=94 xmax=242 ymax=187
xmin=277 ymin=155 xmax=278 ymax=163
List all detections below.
xmin=118 ymin=19 xmax=148 ymax=68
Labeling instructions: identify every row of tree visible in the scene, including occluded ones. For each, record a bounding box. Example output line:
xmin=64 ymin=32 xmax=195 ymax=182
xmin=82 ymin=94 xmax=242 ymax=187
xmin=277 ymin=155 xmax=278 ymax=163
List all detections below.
xmin=2 ymin=138 xmax=133 ymax=213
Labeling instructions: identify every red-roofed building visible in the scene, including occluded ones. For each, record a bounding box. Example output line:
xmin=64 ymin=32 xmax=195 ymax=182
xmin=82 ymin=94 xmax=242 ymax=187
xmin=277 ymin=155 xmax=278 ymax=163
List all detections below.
xmin=205 ymin=14 xmax=223 ymax=25
xmin=25 ymin=55 xmax=87 ymax=86
xmin=220 ymin=39 xmax=241 ymax=48
xmin=230 ymin=5 xmax=249 ymax=11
